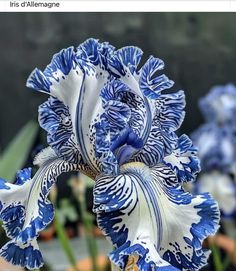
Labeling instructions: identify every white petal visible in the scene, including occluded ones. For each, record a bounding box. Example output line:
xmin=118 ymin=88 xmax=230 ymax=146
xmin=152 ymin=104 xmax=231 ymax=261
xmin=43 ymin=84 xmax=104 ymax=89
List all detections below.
xmin=196 ymin=172 xmax=236 ymax=217
xmin=93 ymin=162 xmax=219 ymax=271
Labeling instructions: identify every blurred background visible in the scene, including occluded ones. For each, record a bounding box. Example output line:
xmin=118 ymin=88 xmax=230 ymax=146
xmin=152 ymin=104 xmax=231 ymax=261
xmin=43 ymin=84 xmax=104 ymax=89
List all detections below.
xmin=0 ymin=12 xmax=236 ymax=271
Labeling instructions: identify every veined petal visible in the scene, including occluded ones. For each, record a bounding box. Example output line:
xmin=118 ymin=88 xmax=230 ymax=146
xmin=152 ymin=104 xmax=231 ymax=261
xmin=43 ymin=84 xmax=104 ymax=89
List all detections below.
xmin=133 ymin=92 xmax=185 ymax=166
xmin=134 ymin=124 xmax=178 ymax=166
xmin=98 ymin=79 xmax=145 ymax=171
xmin=95 ymin=118 xmax=118 ymax=175
xmin=27 ymin=40 xmax=113 ymax=175
xmin=93 ymin=162 xmax=220 ymax=271
xmin=108 ymin=46 xmax=143 ymax=77
xmin=0 ymin=149 xmax=80 ymax=268
xmin=77 ymin=38 xmax=115 ymax=71
xmin=108 ymin=46 xmax=144 ymax=98
xmin=39 ymin=97 xmax=82 ymax=163
xmin=140 ymin=56 xmax=174 ymax=99
xmin=163 ymin=135 xmax=201 ymax=183
xmin=156 ymin=91 xmax=186 ymax=132
xmin=104 ymin=100 xmax=131 ymax=128
xmin=101 ymin=79 xmax=147 ymax=138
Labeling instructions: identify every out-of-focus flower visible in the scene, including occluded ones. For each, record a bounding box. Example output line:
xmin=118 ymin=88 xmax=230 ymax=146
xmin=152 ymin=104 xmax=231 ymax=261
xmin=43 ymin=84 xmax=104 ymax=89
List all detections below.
xmin=0 ymin=39 xmax=219 ymax=270
xmin=192 ymin=123 xmax=236 ymax=173
xmin=195 ymin=171 xmax=236 ymax=218
xmin=199 ymin=83 xmax=236 ymax=125
xmin=191 ymin=84 xmax=236 ymax=219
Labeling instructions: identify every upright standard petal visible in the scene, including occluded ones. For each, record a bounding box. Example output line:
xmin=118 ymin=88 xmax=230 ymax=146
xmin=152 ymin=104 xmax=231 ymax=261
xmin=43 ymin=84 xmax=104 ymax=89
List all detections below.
xmin=134 ymin=91 xmax=186 ymax=166
xmin=93 ymin=162 xmax=220 ymax=271
xmin=27 ymin=39 xmax=115 ymax=175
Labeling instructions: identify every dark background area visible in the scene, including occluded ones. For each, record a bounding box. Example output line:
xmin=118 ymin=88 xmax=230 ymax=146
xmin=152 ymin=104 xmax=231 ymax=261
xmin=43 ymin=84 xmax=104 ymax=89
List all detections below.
xmin=1 ymin=12 xmax=236 ymax=150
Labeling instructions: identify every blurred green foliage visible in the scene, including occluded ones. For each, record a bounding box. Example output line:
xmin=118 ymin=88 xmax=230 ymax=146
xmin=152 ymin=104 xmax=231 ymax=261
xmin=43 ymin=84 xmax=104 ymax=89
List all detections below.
xmin=0 ymin=121 xmax=38 ymax=181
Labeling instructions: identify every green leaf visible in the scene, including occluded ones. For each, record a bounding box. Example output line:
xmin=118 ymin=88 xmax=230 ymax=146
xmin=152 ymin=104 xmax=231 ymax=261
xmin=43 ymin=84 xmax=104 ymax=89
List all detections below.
xmin=0 ymin=121 xmax=38 ymax=181
xmin=210 ymin=243 xmax=224 ymax=271
xmin=54 ymin=210 xmax=79 ymax=271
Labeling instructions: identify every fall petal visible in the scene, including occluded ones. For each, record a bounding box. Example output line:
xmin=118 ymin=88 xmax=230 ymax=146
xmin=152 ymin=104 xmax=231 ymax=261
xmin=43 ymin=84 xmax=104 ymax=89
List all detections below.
xmin=93 ymin=162 xmax=219 ymax=271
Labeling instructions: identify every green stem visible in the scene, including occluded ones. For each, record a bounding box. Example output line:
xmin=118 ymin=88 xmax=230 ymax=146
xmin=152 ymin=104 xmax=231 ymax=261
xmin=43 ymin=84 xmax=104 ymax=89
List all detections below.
xmin=78 ymin=194 xmax=98 ymax=271
xmin=210 ymin=243 xmax=224 ymax=271
xmin=54 ymin=210 xmax=79 ymax=271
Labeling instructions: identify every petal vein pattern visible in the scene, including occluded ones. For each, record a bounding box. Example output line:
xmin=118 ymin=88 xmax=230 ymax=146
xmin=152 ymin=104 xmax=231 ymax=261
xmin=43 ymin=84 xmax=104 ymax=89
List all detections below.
xmin=0 ymin=38 xmax=220 ymax=270
xmin=0 ymin=149 xmax=80 ymax=268
xmin=94 ymin=163 xmax=219 ymax=271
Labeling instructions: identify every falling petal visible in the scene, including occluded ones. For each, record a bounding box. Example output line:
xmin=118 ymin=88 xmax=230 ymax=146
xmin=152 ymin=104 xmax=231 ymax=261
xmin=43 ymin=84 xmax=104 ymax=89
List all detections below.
xmin=0 ymin=149 xmax=80 ymax=269
xmin=0 ymin=239 xmax=43 ymax=270
xmin=94 ymin=162 xmax=219 ymax=271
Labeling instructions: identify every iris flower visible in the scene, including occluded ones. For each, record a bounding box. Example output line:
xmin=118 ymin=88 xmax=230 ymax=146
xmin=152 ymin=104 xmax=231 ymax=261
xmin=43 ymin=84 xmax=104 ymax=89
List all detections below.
xmin=192 ymin=84 xmax=236 ymax=218
xmin=0 ymin=39 xmax=219 ymax=270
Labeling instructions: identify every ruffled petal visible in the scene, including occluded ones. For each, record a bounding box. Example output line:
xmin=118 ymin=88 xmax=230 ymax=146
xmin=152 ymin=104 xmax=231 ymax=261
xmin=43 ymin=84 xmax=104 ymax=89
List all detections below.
xmin=134 ymin=91 xmax=185 ymax=166
xmin=108 ymin=46 xmax=143 ymax=77
xmin=93 ymin=162 xmax=219 ymax=271
xmin=27 ymin=39 xmax=114 ymax=175
xmin=0 ymin=149 xmax=80 ymax=269
xmin=27 ymin=40 xmax=186 ymax=177
xmin=0 ymin=239 xmax=43 ymax=270
xmin=38 ymin=96 xmax=82 ymax=164
xmin=134 ymin=125 xmax=178 ymax=166
xmin=156 ymin=91 xmax=186 ymax=132
xmin=163 ymin=135 xmax=201 ymax=183
xmin=140 ymin=56 xmax=174 ymax=99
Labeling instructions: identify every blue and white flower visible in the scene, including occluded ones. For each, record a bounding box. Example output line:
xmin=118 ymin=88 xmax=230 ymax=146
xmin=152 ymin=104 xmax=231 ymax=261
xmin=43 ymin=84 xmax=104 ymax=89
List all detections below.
xmin=194 ymin=171 xmax=236 ymax=219
xmin=191 ymin=123 xmax=236 ymax=173
xmin=191 ymin=84 xmax=236 ymax=219
xmin=199 ymin=83 xmax=236 ymax=125
xmin=0 ymin=39 xmax=219 ymax=270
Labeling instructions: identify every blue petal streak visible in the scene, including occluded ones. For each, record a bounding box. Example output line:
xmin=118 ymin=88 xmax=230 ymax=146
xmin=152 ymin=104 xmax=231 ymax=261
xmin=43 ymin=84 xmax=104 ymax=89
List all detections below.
xmin=93 ymin=162 xmax=219 ymax=271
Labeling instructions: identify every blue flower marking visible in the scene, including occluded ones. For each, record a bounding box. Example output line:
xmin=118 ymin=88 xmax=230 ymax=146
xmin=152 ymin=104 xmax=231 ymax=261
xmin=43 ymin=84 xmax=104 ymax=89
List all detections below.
xmin=199 ymin=83 xmax=236 ymax=125
xmin=0 ymin=39 xmax=220 ymax=270
xmin=163 ymin=134 xmax=201 ymax=183
xmin=191 ymin=83 xmax=236 ymax=220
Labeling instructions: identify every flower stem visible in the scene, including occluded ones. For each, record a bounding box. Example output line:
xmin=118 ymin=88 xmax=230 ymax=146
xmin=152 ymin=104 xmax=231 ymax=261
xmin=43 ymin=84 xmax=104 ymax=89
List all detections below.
xmin=210 ymin=243 xmax=224 ymax=271
xmin=78 ymin=188 xmax=99 ymax=271
xmin=50 ymin=186 xmax=79 ymax=271
xmin=54 ymin=210 xmax=80 ymax=271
